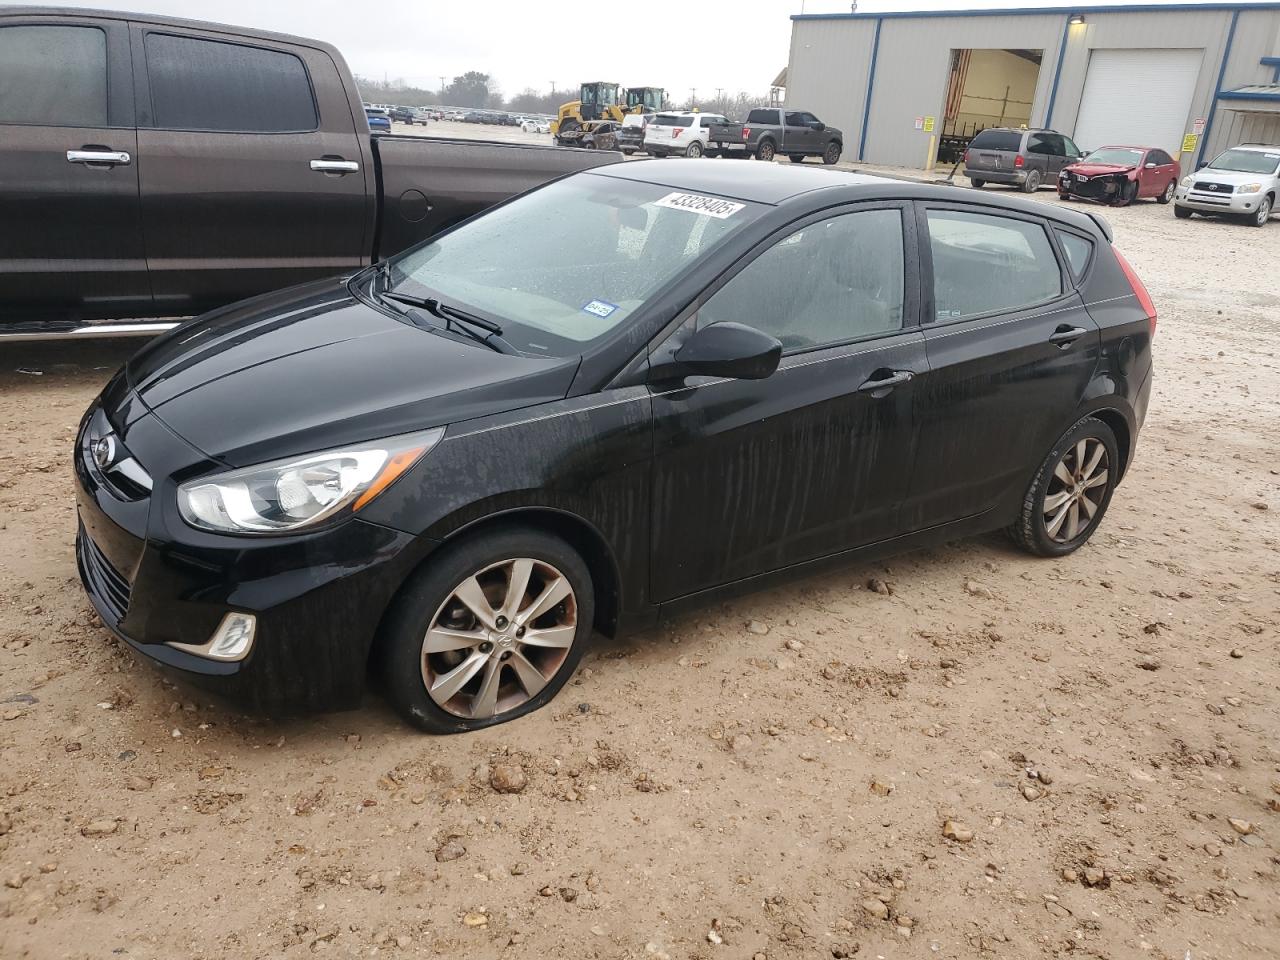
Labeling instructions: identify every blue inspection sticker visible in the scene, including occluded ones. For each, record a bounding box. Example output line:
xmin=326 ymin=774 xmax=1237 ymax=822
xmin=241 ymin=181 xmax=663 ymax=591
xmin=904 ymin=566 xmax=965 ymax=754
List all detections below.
xmin=582 ymin=299 xmax=618 ymax=319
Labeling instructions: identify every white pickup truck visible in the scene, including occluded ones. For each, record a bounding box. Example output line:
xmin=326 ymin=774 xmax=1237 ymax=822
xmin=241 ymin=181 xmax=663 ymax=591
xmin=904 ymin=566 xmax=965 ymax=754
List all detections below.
xmin=643 ymin=112 xmax=728 ymax=158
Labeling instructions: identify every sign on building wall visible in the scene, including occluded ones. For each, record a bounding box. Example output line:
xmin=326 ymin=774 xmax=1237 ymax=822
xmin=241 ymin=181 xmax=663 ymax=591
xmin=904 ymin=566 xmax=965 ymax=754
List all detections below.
xmin=1181 ymin=132 xmax=1199 ymax=154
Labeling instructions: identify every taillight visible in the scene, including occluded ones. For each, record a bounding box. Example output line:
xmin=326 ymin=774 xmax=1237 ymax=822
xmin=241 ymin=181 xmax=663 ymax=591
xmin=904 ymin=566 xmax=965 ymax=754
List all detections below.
xmin=742 ymin=126 xmax=750 ymax=140
xmin=673 ymin=127 xmax=683 ymax=137
xmin=963 ymin=149 xmax=970 ymax=165
xmin=1014 ymin=155 xmax=1025 ymax=168
xmin=1112 ymin=246 xmax=1157 ymax=338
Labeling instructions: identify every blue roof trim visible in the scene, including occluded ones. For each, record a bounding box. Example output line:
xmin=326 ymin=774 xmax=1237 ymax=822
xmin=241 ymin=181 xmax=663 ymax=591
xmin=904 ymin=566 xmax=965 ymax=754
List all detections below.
xmin=857 ymin=17 xmax=883 ymax=162
xmin=1197 ymin=7 xmax=1240 ymax=166
xmin=1263 ymin=56 xmax=1280 ymax=81
xmin=792 ymin=3 xmax=1280 ymax=21
xmin=1044 ymin=14 xmax=1073 ymax=128
xmin=1218 ymin=89 xmax=1280 ymax=99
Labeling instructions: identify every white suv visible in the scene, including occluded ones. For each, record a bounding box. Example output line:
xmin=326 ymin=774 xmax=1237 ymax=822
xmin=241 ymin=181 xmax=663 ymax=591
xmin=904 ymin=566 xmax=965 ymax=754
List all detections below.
xmin=644 ymin=112 xmax=728 ymax=158
xmin=1174 ymin=143 xmax=1279 ymax=227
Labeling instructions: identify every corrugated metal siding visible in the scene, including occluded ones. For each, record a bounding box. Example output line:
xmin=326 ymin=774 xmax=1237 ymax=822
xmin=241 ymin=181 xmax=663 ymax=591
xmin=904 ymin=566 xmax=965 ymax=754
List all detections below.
xmin=787 ymin=6 xmax=1280 ymax=171
xmin=1219 ymin=109 xmax=1280 ymax=145
xmin=786 ymin=19 xmax=876 ymax=153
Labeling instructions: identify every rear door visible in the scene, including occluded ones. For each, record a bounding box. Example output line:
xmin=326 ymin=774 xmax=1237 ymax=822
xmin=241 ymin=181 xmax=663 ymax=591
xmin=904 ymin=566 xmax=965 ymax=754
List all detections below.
xmin=650 ymin=204 xmax=926 ymax=600
xmin=0 ymin=15 xmax=149 ymax=322
xmin=133 ymin=24 xmax=371 ymax=316
xmin=904 ymin=202 xmax=1100 ymax=530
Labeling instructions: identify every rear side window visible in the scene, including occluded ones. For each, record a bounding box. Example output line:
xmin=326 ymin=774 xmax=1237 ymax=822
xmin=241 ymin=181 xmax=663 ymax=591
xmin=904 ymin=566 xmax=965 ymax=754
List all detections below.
xmin=1055 ymin=230 xmax=1093 ymax=281
xmin=927 ymin=210 xmax=1061 ymax=321
xmin=0 ymin=25 xmax=107 ymax=126
xmin=747 ymin=109 xmax=778 ymax=124
xmin=969 ymin=129 xmax=1022 ymax=152
xmin=653 ymin=114 xmax=691 ymax=126
xmin=145 ymin=33 xmax=318 ymax=132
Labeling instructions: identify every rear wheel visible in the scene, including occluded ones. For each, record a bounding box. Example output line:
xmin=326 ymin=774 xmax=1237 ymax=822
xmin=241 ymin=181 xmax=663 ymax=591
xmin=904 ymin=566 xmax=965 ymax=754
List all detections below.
xmin=822 ymin=141 xmax=842 ymax=165
xmin=1156 ymin=180 xmax=1176 ymax=204
xmin=1021 ymin=169 xmax=1042 ymax=193
xmin=1008 ymin=416 xmax=1118 ymax=558
xmin=380 ymin=528 xmax=593 ymax=734
xmin=685 ymin=140 xmax=703 ymax=158
xmin=969 ymin=178 xmax=985 ymax=189
xmin=1174 ymin=204 xmax=1193 ymax=219
xmin=1247 ymin=194 xmax=1273 ymax=227
xmin=756 ymin=139 xmax=776 ymax=162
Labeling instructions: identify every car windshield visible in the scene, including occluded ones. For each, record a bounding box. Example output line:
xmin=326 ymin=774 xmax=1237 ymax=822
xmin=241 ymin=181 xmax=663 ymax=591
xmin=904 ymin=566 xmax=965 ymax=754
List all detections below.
xmin=1082 ymin=148 xmax=1144 ymax=165
xmin=1207 ymin=147 xmax=1280 ymax=174
xmin=383 ymin=175 xmax=761 ymax=356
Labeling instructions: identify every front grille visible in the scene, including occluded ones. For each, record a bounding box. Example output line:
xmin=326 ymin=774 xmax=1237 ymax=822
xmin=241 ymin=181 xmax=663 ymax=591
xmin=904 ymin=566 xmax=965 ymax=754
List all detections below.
xmin=78 ymin=527 xmax=131 ymax=625
xmin=1193 ymin=181 xmax=1232 ymax=193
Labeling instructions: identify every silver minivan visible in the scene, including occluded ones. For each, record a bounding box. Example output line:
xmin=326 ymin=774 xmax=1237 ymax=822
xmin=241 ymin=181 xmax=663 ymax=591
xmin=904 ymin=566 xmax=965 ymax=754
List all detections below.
xmin=964 ymin=127 xmax=1085 ymax=193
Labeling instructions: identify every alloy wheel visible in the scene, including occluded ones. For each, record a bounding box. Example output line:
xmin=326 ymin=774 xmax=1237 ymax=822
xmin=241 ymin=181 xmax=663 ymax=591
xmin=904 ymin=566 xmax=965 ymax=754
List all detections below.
xmin=1256 ymin=197 xmax=1272 ymax=226
xmin=421 ymin=558 xmax=577 ymax=719
xmin=1042 ymin=438 xmax=1109 ymax=543
xmin=1162 ymin=182 xmax=1175 ymax=203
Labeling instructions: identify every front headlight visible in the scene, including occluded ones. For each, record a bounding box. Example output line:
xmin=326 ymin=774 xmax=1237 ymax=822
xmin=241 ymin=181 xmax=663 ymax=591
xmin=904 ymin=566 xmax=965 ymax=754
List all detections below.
xmin=178 ymin=428 xmax=444 ymax=534
xmin=1236 ymin=183 xmax=1262 ymax=194
xmin=1180 ymin=175 xmax=1193 ymax=186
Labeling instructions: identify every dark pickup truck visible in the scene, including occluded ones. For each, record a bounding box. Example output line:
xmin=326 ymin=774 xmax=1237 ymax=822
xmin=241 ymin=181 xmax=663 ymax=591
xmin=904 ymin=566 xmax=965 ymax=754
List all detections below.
xmin=708 ymin=108 xmax=843 ymax=165
xmin=0 ymin=8 xmax=618 ymax=336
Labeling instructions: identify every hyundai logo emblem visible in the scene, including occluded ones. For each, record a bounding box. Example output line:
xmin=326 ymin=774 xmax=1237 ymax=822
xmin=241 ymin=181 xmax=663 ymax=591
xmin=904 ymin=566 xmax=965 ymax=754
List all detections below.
xmin=92 ymin=436 xmax=115 ymax=469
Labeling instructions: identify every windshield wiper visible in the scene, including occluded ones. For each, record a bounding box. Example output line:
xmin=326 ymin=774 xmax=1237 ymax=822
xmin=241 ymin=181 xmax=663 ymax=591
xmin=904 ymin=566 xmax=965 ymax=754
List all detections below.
xmin=379 ymin=291 xmax=513 ymax=353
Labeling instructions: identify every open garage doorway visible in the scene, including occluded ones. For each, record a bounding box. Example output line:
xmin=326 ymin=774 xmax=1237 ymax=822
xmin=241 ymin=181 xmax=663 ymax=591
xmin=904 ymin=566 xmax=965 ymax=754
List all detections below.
xmin=939 ymin=49 xmax=1042 ymax=164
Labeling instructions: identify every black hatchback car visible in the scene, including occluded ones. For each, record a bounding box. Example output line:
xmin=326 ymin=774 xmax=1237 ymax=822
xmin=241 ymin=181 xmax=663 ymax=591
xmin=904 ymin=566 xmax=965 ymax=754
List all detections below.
xmin=75 ymin=161 xmax=1155 ymax=733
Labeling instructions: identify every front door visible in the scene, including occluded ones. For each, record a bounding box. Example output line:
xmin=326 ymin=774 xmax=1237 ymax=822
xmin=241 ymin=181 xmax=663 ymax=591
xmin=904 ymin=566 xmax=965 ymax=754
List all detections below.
xmin=649 ymin=204 xmax=926 ymax=602
xmin=133 ymin=25 xmax=371 ymax=317
xmin=904 ymin=203 xmax=1101 ymax=530
xmin=0 ymin=17 xmax=149 ymax=322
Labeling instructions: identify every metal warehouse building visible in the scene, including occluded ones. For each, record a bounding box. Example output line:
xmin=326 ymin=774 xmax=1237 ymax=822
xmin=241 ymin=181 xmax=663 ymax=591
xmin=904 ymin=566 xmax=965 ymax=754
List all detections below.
xmin=786 ymin=2 xmax=1280 ymax=173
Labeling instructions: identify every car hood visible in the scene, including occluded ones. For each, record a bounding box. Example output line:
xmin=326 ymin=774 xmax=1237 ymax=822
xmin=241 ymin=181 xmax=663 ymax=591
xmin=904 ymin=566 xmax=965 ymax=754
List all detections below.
xmin=1196 ymin=167 xmax=1276 ymax=184
xmin=1064 ymin=162 xmax=1135 ymax=175
xmin=125 ymin=278 xmax=579 ymax=467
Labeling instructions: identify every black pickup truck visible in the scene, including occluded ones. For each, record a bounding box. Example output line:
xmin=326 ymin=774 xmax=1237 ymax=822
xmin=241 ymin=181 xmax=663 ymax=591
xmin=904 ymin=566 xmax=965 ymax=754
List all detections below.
xmin=707 ymin=108 xmax=843 ymax=165
xmin=0 ymin=8 xmax=618 ymax=336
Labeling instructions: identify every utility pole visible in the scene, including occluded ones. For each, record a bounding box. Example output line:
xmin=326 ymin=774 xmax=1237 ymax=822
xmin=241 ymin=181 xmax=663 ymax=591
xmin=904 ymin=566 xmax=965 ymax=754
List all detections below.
xmin=689 ymin=87 xmax=696 ymax=107
xmin=439 ymin=76 xmax=446 ymax=98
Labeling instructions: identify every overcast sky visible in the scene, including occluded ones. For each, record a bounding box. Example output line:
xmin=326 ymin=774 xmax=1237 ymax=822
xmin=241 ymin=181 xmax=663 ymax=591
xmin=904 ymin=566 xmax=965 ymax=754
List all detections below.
xmin=36 ymin=0 xmax=1280 ymax=100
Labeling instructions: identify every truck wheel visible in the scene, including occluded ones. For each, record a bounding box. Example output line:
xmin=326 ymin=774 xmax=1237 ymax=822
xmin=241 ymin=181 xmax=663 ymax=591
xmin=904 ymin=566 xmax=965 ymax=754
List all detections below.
xmin=788 ymin=154 xmax=805 ymax=163
xmin=379 ymin=527 xmax=594 ymax=734
xmin=822 ymin=141 xmax=842 ymax=165
xmin=756 ymin=139 xmax=776 ymax=162
xmin=685 ymin=140 xmax=703 ymax=158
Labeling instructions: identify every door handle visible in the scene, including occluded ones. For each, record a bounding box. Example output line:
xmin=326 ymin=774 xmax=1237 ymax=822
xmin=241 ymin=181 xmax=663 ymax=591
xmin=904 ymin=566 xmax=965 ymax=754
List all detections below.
xmin=856 ymin=369 xmax=914 ymax=395
xmin=67 ymin=149 xmax=131 ymax=165
xmin=310 ymin=159 xmax=360 ymax=174
xmin=1048 ymin=325 xmax=1088 ymax=347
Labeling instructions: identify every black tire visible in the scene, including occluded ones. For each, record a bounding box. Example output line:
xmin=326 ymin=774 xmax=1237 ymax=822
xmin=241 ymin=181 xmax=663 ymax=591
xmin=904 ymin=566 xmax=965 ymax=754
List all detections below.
xmin=620 ymin=149 xmax=636 ymax=156
xmin=1173 ymin=204 xmax=1193 ymax=219
xmin=685 ymin=140 xmax=703 ymax=158
xmin=1058 ymin=192 xmax=1072 ymax=201
xmin=788 ymin=154 xmax=805 ymax=163
xmin=1021 ymin=169 xmax=1042 ymax=193
xmin=756 ymin=139 xmax=776 ymax=162
xmin=1114 ymin=180 xmax=1138 ymax=207
xmin=704 ymin=148 xmax=720 ymax=159
xmin=822 ymin=141 xmax=841 ymax=165
xmin=970 ymin=178 xmax=985 ymax=189
xmin=1156 ymin=180 xmax=1176 ymax=205
xmin=379 ymin=527 xmax=594 ymax=733
xmin=1247 ymin=194 xmax=1273 ymax=228
xmin=1008 ymin=416 xmax=1119 ymax=558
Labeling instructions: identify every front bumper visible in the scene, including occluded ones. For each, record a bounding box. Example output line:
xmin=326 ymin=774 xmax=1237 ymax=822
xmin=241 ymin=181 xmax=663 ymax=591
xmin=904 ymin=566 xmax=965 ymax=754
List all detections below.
xmin=1059 ymin=173 xmax=1129 ymax=202
xmin=1174 ymin=186 xmax=1266 ymax=214
xmin=74 ymin=391 xmax=435 ymax=714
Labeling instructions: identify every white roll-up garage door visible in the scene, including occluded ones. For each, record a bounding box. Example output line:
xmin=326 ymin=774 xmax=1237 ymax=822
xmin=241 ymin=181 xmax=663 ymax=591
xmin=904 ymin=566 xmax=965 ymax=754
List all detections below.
xmin=1072 ymin=48 xmax=1203 ymax=156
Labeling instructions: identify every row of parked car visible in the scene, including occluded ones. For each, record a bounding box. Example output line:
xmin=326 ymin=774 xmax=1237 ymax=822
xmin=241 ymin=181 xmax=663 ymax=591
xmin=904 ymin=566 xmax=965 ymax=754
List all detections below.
xmin=962 ymin=126 xmax=1278 ymax=228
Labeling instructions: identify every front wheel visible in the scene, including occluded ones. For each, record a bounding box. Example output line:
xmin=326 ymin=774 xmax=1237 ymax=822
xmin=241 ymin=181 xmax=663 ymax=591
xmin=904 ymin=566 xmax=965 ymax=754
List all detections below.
xmin=755 ymin=140 xmax=776 ymax=162
xmin=1114 ymin=180 xmax=1138 ymax=207
xmin=1247 ymin=194 xmax=1273 ymax=227
xmin=822 ymin=141 xmax=841 ymax=165
xmin=379 ymin=528 xmax=594 ymax=733
xmin=1157 ymin=181 xmax=1176 ymax=205
xmin=685 ymin=140 xmax=703 ymax=158
xmin=1174 ymin=204 xmax=1193 ymax=219
xmin=1008 ymin=416 xmax=1118 ymax=558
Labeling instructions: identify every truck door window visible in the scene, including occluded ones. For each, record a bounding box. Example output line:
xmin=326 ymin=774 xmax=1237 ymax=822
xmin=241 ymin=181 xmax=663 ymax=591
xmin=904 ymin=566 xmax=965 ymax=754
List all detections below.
xmin=0 ymin=25 xmax=107 ymax=126
xmin=785 ymin=112 xmax=806 ymax=126
xmin=144 ymin=33 xmax=318 ymax=133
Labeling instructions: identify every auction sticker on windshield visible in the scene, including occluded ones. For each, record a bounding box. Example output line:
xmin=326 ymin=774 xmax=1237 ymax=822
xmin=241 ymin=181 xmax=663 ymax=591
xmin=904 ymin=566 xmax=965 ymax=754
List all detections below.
xmin=654 ymin=192 xmax=745 ymax=219
xmin=582 ymin=299 xmax=618 ymax=318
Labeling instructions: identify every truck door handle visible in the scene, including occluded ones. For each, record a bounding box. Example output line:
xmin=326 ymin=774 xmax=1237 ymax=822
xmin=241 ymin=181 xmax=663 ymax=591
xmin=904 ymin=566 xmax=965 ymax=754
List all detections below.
xmin=1048 ymin=325 xmax=1088 ymax=347
xmin=856 ymin=369 xmax=914 ymax=395
xmin=67 ymin=149 xmax=131 ymax=165
xmin=310 ymin=159 xmax=360 ymax=174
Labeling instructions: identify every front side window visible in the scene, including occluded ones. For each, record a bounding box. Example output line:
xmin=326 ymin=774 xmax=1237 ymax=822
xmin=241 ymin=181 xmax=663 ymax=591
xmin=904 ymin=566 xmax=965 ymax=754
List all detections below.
xmin=928 ymin=210 xmax=1061 ymax=321
xmin=145 ymin=34 xmax=317 ymax=132
xmin=1062 ymin=136 xmax=1081 ymax=157
xmin=0 ymin=25 xmax=107 ymax=127
xmin=698 ymin=209 xmax=905 ymax=353
xmin=388 ymin=176 xmax=761 ymax=356
xmin=1149 ymin=149 xmax=1173 ymax=166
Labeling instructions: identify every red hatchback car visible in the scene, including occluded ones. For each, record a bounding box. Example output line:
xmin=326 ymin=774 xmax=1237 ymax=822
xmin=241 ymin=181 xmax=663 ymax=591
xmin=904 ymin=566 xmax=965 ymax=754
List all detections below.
xmin=1058 ymin=146 xmax=1181 ymax=206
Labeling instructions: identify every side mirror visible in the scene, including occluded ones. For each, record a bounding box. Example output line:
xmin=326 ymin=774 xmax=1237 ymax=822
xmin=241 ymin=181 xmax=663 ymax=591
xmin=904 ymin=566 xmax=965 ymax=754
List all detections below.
xmin=1144 ymin=162 xmax=1157 ymax=169
xmin=1197 ymin=161 xmax=1208 ymax=169
xmin=652 ymin=322 xmax=782 ymax=382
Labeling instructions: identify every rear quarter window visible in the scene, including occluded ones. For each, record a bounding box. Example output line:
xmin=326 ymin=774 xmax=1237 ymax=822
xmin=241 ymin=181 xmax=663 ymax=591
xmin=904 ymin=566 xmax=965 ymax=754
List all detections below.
xmin=927 ymin=210 xmax=1062 ymax=321
xmin=1055 ymin=230 xmax=1094 ymax=282
xmin=969 ymin=129 xmax=1023 ymax=152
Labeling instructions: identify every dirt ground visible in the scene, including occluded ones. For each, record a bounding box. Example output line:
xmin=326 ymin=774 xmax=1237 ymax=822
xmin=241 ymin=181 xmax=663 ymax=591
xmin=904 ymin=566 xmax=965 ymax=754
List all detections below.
xmin=1 ymin=190 xmax=1278 ymax=960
